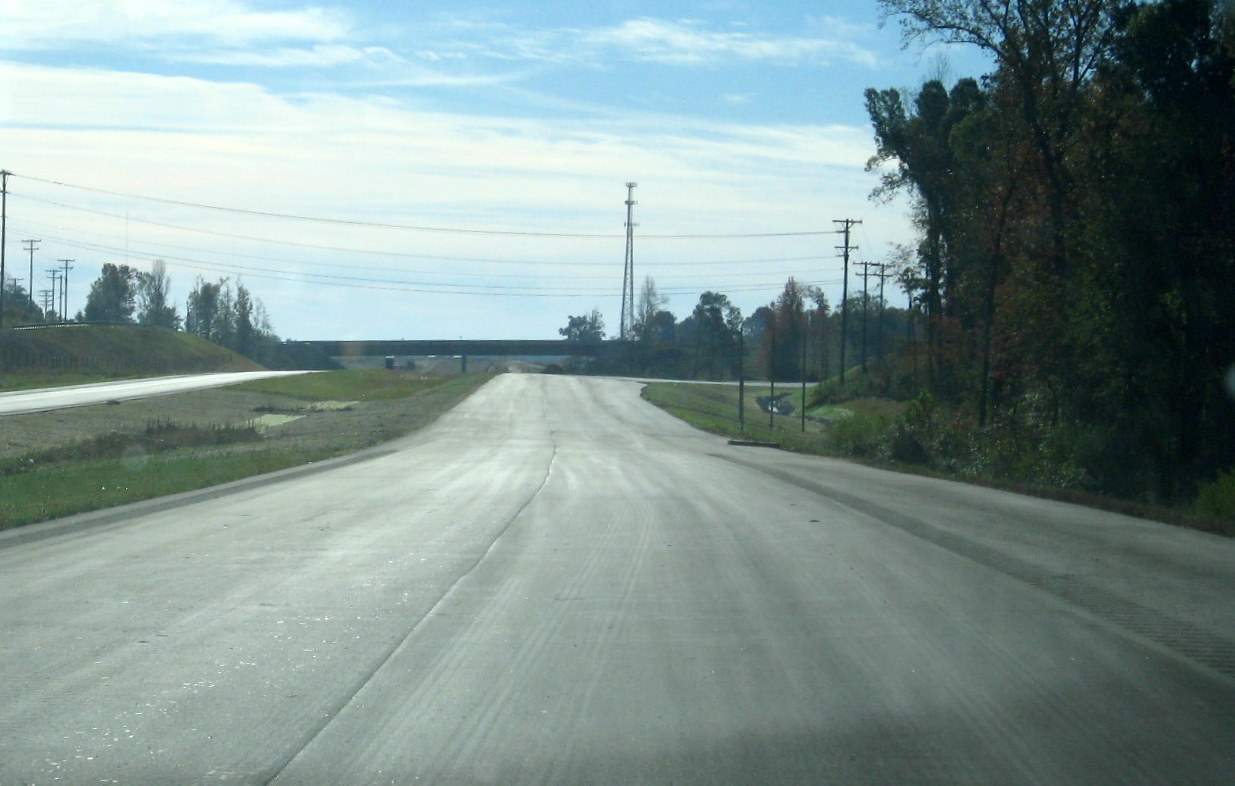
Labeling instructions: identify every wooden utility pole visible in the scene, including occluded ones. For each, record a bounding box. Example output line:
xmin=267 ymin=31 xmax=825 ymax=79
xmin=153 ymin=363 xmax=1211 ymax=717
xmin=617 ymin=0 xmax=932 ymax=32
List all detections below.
xmin=858 ymin=259 xmax=876 ymax=374
xmin=875 ymin=264 xmax=893 ymax=364
xmin=22 ymin=239 xmax=39 ymax=318
xmin=833 ymin=219 xmax=861 ymax=384
xmin=57 ymin=259 xmax=74 ymax=322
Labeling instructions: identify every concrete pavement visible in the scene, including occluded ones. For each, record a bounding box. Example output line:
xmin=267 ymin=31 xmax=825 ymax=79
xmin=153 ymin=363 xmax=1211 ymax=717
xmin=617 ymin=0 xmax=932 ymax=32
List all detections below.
xmin=1 ymin=374 xmax=1232 ymax=784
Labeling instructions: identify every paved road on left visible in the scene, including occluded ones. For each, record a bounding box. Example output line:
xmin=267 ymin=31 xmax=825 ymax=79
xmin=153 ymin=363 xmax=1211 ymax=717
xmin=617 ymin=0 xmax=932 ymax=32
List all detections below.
xmin=0 ymin=371 xmax=311 ymax=416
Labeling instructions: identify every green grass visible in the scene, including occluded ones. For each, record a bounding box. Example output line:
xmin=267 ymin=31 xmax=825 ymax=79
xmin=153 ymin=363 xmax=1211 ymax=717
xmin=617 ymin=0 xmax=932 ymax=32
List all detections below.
xmin=0 ymin=325 xmax=260 ymax=390
xmin=0 ymin=372 xmax=128 ymax=392
xmin=2 ymin=421 xmax=263 ymax=473
xmin=0 ymin=450 xmax=337 ymax=528
xmin=642 ymin=382 xmax=834 ymax=454
xmin=0 ymin=372 xmax=494 ymax=531
xmin=232 ymin=369 xmax=446 ymax=401
xmin=641 ymin=382 xmax=904 ymax=454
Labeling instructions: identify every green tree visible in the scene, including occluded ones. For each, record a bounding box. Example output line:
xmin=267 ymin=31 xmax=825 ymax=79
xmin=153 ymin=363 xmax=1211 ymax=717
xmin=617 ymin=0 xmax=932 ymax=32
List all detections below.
xmin=82 ymin=263 xmax=138 ymax=323
xmin=559 ymin=310 xmax=606 ymax=344
xmin=232 ymin=282 xmax=255 ymax=358
xmin=866 ymin=78 xmax=988 ymax=391
xmin=760 ymin=279 xmax=818 ymax=382
xmin=691 ymin=291 xmax=741 ymax=380
xmin=185 ymin=277 xmax=223 ymax=342
xmin=879 ymin=0 xmax=1120 ymax=277
xmin=632 ymin=277 xmax=670 ymax=345
xmin=136 ymin=260 xmax=180 ymax=329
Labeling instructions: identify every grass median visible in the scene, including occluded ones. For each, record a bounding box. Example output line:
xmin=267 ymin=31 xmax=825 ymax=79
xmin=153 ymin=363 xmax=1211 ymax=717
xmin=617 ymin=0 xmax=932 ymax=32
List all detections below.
xmin=640 ymin=380 xmax=896 ymax=456
xmin=0 ymin=370 xmax=492 ymax=531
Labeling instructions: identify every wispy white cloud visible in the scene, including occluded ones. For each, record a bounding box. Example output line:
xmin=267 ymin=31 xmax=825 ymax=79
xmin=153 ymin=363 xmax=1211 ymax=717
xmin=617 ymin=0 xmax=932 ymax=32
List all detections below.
xmin=422 ymin=14 xmax=880 ymax=70
xmin=0 ymin=0 xmax=349 ymax=50
xmin=0 ymin=59 xmax=878 ymax=252
xmin=578 ymin=18 xmax=878 ymax=68
xmin=174 ymin=44 xmax=404 ymax=69
xmin=0 ymin=3 xmax=909 ymax=339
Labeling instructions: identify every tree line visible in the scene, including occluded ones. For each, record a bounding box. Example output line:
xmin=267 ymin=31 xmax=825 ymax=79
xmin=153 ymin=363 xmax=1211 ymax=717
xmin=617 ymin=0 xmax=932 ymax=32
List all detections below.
xmin=866 ymin=0 xmax=1234 ymax=502
xmin=561 ymin=275 xmax=915 ymax=385
xmin=70 ymin=259 xmax=281 ymax=364
xmin=560 ymin=0 xmax=1234 ymax=506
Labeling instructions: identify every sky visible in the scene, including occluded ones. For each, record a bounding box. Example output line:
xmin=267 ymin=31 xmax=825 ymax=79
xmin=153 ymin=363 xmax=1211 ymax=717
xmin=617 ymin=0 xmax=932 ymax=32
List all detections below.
xmin=0 ymin=0 xmax=992 ymax=341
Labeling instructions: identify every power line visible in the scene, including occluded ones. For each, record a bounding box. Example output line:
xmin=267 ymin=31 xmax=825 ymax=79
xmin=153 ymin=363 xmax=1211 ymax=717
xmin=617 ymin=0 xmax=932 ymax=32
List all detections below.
xmin=12 ymin=199 xmax=833 ymax=269
xmin=22 ymin=230 xmax=840 ymax=293
xmin=12 ymin=171 xmax=833 ymax=239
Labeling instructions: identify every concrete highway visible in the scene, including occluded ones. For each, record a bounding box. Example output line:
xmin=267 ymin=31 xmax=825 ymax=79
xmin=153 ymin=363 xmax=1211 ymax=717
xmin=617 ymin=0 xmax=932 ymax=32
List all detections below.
xmin=1 ymin=374 xmax=1232 ymax=784
xmin=0 ymin=371 xmax=313 ymax=416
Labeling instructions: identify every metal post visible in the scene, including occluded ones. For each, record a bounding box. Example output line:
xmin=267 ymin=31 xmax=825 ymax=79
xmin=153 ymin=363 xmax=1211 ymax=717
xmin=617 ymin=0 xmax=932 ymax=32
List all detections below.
xmin=738 ymin=333 xmax=746 ymax=432
xmin=620 ymin=182 xmax=637 ymax=342
xmin=769 ymin=321 xmax=776 ymax=429
xmin=0 ymin=171 xmax=9 ymax=329
xmin=801 ymin=318 xmax=807 ymax=433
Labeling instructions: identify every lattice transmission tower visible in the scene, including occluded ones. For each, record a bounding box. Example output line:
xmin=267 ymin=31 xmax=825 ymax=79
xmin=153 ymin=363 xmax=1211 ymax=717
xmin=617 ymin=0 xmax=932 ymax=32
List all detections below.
xmin=620 ymin=182 xmax=637 ymax=341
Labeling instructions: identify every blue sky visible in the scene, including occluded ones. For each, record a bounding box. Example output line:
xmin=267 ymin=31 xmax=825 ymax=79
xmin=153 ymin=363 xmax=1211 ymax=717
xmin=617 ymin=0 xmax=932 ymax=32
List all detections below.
xmin=0 ymin=0 xmax=991 ymax=340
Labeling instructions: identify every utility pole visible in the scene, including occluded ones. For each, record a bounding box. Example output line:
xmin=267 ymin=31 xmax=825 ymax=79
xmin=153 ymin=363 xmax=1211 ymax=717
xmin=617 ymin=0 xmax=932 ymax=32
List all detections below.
xmin=858 ymin=258 xmax=877 ymax=374
xmin=1 ymin=170 xmax=9 ymax=329
xmin=833 ymin=219 xmax=861 ymax=384
xmin=22 ymin=238 xmax=39 ymax=319
xmin=46 ymin=269 xmax=61 ymax=323
xmin=39 ymin=289 xmax=53 ymax=322
xmin=874 ymin=264 xmax=893 ymax=364
xmin=58 ymin=259 xmax=74 ymax=323
xmin=46 ymin=268 xmax=60 ymax=321
xmin=620 ymin=182 xmax=637 ymax=342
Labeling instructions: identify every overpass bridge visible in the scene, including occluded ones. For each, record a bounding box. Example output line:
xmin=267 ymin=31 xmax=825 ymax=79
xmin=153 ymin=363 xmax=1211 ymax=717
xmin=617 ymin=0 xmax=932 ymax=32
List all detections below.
xmin=291 ymin=339 xmax=623 ymax=358
xmin=286 ymin=339 xmax=631 ymax=370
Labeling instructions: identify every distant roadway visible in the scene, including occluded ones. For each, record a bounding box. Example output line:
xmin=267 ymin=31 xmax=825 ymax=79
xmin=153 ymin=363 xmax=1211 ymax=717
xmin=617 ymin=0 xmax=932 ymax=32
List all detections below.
xmin=0 ymin=371 xmax=311 ymax=416
xmin=0 ymin=375 xmax=1232 ymax=783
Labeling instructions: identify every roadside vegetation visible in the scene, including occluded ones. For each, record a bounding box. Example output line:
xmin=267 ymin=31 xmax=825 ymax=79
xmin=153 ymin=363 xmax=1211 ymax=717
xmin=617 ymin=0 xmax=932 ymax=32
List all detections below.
xmin=569 ymin=0 xmax=1235 ymax=527
xmin=0 ymin=370 xmax=491 ymax=531
xmin=0 ymin=325 xmax=261 ymax=390
xmin=643 ymin=376 xmax=1235 ymax=537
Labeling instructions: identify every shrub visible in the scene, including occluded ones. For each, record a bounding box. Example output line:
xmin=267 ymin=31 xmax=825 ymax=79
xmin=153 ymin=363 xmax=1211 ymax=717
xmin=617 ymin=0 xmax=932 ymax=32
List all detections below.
xmin=827 ymin=411 xmax=888 ymax=458
xmin=1196 ymin=470 xmax=1235 ymax=518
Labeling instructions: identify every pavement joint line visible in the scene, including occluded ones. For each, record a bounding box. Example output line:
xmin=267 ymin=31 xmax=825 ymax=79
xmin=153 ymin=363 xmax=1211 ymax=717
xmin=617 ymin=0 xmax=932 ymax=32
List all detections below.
xmin=261 ymin=411 xmax=563 ymax=785
xmin=712 ymin=451 xmax=1235 ymax=685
